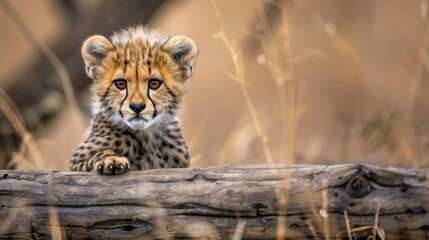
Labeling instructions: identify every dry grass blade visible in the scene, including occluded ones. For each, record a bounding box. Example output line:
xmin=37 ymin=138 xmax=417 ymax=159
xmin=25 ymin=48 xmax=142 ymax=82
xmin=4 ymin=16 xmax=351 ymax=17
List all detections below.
xmin=293 ymin=0 xmax=386 ymax=110
xmin=406 ymin=16 xmax=429 ymax=123
xmin=343 ymin=204 xmax=385 ymax=240
xmin=0 ymin=202 xmax=19 ymax=236
xmin=0 ymin=0 xmax=83 ymax=128
xmin=305 ymin=219 xmax=320 ymax=240
xmin=48 ymin=206 xmax=62 ymax=240
xmin=254 ymin=0 xmax=298 ymax=164
xmin=291 ymin=48 xmax=324 ymax=65
xmin=0 ymin=87 xmax=44 ymax=168
xmin=232 ymin=220 xmax=246 ymax=240
xmin=275 ymin=186 xmax=288 ymax=240
xmin=344 ymin=210 xmax=352 ymax=240
xmin=210 ymin=0 xmax=274 ymax=165
xmin=321 ymin=178 xmax=330 ymax=239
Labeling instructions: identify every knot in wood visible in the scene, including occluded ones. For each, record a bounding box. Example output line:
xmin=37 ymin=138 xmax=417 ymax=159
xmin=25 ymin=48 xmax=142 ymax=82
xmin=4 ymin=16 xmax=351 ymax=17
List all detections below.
xmin=345 ymin=175 xmax=371 ymax=198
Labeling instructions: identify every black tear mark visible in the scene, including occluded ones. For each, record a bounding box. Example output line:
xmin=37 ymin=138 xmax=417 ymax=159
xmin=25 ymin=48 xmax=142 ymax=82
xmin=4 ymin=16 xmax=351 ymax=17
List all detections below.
xmin=119 ymin=87 xmax=128 ymax=118
xmin=147 ymin=86 xmax=157 ymax=118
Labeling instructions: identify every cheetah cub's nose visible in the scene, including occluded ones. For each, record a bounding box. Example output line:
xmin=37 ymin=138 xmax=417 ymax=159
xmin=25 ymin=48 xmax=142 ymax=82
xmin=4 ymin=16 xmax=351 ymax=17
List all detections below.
xmin=129 ymin=102 xmax=146 ymax=114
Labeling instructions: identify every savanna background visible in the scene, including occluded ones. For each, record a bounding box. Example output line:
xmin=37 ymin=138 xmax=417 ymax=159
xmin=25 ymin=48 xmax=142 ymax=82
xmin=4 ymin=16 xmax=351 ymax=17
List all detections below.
xmin=1 ymin=0 xmax=429 ymax=171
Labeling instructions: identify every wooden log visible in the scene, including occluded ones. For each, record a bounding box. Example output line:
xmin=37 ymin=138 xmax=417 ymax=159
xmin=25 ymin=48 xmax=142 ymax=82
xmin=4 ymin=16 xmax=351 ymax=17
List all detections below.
xmin=0 ymin=164 xmax=428 ymax=239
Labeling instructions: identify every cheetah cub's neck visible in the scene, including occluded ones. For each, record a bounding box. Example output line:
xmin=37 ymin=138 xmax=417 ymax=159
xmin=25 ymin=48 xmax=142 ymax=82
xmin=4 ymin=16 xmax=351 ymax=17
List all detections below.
xmin=69 ymin=26 xmax=197 ymax=175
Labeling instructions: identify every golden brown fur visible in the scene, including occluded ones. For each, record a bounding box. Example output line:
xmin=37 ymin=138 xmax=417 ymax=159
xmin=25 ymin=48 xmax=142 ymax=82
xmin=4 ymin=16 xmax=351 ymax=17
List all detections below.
xmin=69 ymin=26 xmax=197 ymax=174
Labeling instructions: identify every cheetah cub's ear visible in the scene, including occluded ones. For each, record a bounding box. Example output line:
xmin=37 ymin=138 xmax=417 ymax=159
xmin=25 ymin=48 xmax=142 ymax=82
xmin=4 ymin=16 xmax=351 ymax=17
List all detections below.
xmin=81 ymin=35 xmax=115 ymax=79
xmin=162 ymin=35 xmax=198 ymax=80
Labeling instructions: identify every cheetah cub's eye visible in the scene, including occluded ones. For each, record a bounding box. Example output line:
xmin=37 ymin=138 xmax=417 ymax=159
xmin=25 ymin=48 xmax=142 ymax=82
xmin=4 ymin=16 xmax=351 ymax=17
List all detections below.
xmin=113 ymin=79 xmax=127 ymax=90
xmin=148 ymin=79 xmax=162 ymax=90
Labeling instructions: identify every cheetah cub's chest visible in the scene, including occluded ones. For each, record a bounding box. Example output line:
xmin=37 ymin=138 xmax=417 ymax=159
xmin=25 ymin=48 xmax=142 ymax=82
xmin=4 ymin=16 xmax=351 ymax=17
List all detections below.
xmin=69 ymin=26 xmax=197 ymax=175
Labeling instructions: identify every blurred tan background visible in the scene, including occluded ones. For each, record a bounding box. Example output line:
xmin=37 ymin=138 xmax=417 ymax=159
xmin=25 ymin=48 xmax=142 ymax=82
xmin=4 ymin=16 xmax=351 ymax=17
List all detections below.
xmin=1 ymin=0 xmax=429 ymax=170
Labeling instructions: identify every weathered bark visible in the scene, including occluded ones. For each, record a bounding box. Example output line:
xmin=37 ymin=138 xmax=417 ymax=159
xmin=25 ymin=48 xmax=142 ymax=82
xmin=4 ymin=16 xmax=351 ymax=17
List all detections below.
xmin=0 ymin=164 xmax=428 ymax=239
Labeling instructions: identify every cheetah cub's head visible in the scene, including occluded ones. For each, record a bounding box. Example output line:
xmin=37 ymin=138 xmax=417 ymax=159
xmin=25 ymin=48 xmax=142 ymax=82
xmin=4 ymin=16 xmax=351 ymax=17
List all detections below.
xmin=81 ymin=26 xmax=197 ymax=129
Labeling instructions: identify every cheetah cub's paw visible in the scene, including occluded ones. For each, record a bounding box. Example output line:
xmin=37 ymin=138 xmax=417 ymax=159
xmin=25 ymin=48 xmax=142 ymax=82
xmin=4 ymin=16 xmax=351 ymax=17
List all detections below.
xmin=95 ymin=156 xmax=130 ymax=175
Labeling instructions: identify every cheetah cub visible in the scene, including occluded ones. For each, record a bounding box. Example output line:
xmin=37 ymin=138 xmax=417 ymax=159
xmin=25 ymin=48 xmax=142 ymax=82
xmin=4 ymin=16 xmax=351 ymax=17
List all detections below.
xmin=69 ymin=26 xmax=197 ymax=175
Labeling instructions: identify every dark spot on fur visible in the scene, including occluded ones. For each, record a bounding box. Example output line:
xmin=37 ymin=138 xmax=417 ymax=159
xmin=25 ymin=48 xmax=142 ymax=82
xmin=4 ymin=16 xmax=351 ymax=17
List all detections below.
xmin=114 ymin=140 xmax=122 ymax=147
xmin=115 ymin=148 xmax=123 ymax=155
xmin=125 ymin=140 xmax=131 ymax=147
xmin=89 ymin=150 xmax=97 ymax=156
xmin=72 ymin=153 xmax=78 ymax=157
xmin=115 ymin=133 xmax=121 ymax=138
xmin=79 ymin=153 xmax=86 ymax=158
xmin=173 ymin=156 xmax=180 ymax=164
xmin=102 ymin=142 xmax=109 ymax=147
xmin=161 ymin=140 xmax=174 ymax=149
xmin=79 ymin=146 xmax=84 ymax=150
xmin=137 ymin=146 xmax=144 ymax=156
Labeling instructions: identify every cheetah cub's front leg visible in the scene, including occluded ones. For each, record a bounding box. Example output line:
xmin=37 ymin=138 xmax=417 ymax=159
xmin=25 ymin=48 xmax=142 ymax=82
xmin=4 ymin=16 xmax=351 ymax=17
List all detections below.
xmin=71 ymin=146 xmax=130 ymax=175
xmin=69 ymin=26 xmax=197 ymax=175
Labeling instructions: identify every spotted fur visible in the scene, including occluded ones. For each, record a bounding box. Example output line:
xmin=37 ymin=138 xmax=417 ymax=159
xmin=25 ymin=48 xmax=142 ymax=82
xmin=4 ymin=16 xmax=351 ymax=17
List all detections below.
xmin=69 ymin=26 xmax=197 ymax=175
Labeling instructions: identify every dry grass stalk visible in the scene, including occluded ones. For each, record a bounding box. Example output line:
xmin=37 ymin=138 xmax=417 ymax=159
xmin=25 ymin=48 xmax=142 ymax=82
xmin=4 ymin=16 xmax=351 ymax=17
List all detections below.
xmin=232 ymin=220 xmax=246 ymax=240
xmin=0 ymin=202 xmax=19 ymax=236
xmin=0 ymin=1 xmax=82 ymax=123
xmin=211 ymin=1 xmax=303 ymax=238
xmin=210 ymin=0 xmax=274 ymax=165
xmin=0 ymin=87 xmax=44 ymax=169
xmin=48 ymin=206 xmax=62 ymax=240
xmin=339 ymin=204 xmax=386 ymax=240
xmin=293 ymin=0 xmax=427 ymax=164
xmin=321 ymin=178 xmax=330 ymax=239
xmin=344 ymin=210 xmax=353 ymax=240
xmin=0 ymin=0 xmax=86 ymax=168
xmin=305 ymin=219 xmax=320 ymax=240
xmin=253 ymin=0 xmax=299 ymax=165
